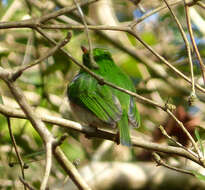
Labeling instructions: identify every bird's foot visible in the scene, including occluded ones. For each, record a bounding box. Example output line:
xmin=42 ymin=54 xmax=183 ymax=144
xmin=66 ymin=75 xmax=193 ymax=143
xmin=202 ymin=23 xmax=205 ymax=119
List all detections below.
xmin=84 ymin=125 xmax=98 ymax=139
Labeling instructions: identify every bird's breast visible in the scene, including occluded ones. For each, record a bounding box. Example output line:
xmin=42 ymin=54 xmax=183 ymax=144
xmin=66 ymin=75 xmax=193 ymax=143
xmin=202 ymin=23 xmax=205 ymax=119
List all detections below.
xmin=69 ymin=101 xmax=117 ymax=129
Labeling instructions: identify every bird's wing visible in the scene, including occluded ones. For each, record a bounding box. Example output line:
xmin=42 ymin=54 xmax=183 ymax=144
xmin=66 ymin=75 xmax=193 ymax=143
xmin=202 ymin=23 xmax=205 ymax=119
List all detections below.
xmin=128 ymin=96 xmax=140 ymax=128
xmin=68 ymin=73 xmax=122 ymax=125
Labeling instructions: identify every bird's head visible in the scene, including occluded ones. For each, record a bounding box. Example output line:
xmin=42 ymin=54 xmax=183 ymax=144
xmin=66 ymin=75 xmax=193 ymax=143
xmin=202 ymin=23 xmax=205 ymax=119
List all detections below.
xmin=81 ymin=46 xmax=113 ymax=69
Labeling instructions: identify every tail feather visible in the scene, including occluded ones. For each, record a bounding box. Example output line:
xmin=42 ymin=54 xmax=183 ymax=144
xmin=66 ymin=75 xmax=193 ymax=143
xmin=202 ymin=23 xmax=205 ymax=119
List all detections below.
xmin=118 ymin=112 xmax=131 ymax=146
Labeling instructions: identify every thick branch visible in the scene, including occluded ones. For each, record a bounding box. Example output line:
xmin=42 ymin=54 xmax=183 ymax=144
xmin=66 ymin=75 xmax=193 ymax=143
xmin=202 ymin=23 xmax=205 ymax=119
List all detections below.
xmin=0 ymin=103 xmax=200 ymax=165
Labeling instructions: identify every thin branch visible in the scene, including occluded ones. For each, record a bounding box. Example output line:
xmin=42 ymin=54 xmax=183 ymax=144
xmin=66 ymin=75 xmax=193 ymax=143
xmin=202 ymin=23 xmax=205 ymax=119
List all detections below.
xmin=129 ymin=0 xmax=201 ymax=27
xmin=53 ymin=134 xmax=91 ymax=190
xmin=166 ymin=109 xmax=202 ymax=158
xmin=158 ymin=125 xmax=197 ymax=157
xmin=130 ymin=0 xmax=183 ymax=28
xmin=152 ymin=152 xmax=195 ymax=176
xmin=41 ymin=141 xmax=52 ymax=190
xmin=184 ymin=1 xmax=205 ymax=85
xmin=127 ymin=29 xmax=205 ymax=94
xmin=53 ymin=134 xmax=69 ymax=147
xmin=0 ymin=69 xmax=55 ymax=190
xmin=38 ymin=0 xmax=99 ymax=23
xmin=7 ymin=117 xmax=27 ymax=190
xmin=73 ymin=0 xmax=98 ymax=68
xmin=187 ymin=0 xmax=202 ymax=6
xmin=160 ymin=0 xmax=200 ymax=157
xmin=38 ymin=23 xmax=128 ymax=31
xmin=19 ymin=177 xmax=35 ymax=190
xmin=196 ymin=1 xmax=205 ymax=9
xmin=53 ymin=147 xmax=92 ymax=190
xmin=10 ymin=32 xmax=72 ymax=81
xmin=5 ymin=82 xmax=54 ymax=190
xmin=163 ymin=0 xmax=196 ymax=97
xmin=0 ymin=0 xmax=98 ymax=29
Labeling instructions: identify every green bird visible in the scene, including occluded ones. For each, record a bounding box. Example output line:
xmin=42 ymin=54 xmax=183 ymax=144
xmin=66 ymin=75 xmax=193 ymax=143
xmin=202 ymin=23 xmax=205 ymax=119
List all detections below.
xmin=67 ymin=47 xmax=140 ymax=146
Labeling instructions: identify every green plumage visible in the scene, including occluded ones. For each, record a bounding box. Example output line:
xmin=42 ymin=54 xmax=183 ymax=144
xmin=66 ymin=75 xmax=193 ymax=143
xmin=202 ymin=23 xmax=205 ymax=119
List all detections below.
xmin=67 ymin=48 xmax=140 ymax=146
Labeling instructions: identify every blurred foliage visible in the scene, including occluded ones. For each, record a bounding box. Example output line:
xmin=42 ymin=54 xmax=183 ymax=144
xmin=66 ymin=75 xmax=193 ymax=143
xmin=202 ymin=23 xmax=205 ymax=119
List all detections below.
xmin=0 ymin=0 xmax=205 ymax=189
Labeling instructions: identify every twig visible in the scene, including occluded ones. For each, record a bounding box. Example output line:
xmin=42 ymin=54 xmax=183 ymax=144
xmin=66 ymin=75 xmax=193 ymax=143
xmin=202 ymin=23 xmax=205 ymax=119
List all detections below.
xmin=130 ymin=0 xmax=201 ymax=27
xmin=196 ymin=1 xmax=205 ymax=9
xmin=53 ymin=147 xmax=92 ymax=190
xmin=127 ymin=29 xmax=205 ymax=94
xmin=0 ymin=0 xmax=98 ymax=29
xmin=160 ymin=1 xmax=200 ymax=155
xmin=158 ymin=125 xmax=197 ymax=157
xmin=184 ymin=1 xmax=205 ymax=85
xmin=130 ymin=0 xmax=183 ymax=28
xmin=10 ymin=32 xmax=72 ymax=81
xmin=19 ymin=177 xmax=35 ymax=190
xmin=42 ymin=141 xmax=52 ymax=190
xmin=38 ymin=0 xmax=98 ymax=24
xmin=163 ymin=0 xmax=196 ymax=98
xmin=187 ymin=0 xmax=202 ymax=6
xmin=152 ymin=152 xmax=195 ymax=176
xmin=53 ymin=134 xmax=68 ymax=147
xmin=7 ymin=117 xmax=27 ymax=190
xmin=73 ymin=0 xmax=98 ymax=68
xmin=166 ymin=109 xmax=202 ymax=158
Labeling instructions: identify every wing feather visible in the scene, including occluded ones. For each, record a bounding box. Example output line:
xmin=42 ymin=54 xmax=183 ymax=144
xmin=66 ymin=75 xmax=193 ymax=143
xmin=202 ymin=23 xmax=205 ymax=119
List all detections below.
xmin=128 ymin=96 xmax=140 ymax=128
xmin=68 ymin=73 xmax=122 ymax=124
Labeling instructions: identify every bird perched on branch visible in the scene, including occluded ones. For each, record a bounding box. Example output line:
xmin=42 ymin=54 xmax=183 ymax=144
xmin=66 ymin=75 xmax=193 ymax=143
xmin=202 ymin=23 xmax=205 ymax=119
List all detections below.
xmin=67 ymin=47 xmax=140 ymax=146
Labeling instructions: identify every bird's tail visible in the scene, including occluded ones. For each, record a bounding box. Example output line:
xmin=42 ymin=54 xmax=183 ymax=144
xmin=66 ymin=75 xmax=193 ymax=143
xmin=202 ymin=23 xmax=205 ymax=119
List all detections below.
xmin=118 ymin=112 xmax=131 ymax=146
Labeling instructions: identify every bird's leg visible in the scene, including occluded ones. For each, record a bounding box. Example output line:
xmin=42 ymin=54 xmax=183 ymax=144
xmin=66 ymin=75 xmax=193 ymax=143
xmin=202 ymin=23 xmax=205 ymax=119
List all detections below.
xmin=114 ymin=131 xmax=120 ymax=145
